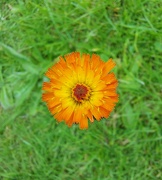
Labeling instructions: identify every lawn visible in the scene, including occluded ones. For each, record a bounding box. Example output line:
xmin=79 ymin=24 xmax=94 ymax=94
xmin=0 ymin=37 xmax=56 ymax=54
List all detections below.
xmin=0 ymin=0 xmax=162 ymax=179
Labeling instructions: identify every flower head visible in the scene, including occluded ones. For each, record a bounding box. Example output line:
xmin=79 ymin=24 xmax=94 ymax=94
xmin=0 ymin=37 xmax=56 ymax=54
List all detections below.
xmin=42 ymin=52 xmax=118 ymax=129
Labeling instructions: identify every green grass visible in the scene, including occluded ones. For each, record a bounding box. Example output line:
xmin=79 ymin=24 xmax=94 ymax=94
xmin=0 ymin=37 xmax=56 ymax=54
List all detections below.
xmin=0 ymin=0 xmax=162 ymax=179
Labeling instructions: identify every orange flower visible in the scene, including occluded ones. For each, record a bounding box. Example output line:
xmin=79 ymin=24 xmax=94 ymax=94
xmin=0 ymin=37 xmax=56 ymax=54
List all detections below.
xmin=42 ymin=52 xmax=118 ymax=129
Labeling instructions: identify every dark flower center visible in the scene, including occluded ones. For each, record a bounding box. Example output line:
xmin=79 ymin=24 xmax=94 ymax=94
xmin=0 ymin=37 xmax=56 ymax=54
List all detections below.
xmin=72 ymin=84 xmax=90 ymax=102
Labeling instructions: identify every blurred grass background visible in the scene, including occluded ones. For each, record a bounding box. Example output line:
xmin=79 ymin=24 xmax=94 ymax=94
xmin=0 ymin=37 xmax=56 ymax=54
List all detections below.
xmin=0 ymin=0 xmax=162 ymax=179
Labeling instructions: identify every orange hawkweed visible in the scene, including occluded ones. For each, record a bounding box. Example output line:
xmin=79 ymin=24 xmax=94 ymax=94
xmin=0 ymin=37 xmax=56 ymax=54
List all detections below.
xmin=42 ymin=52 xmax=118 ymax=129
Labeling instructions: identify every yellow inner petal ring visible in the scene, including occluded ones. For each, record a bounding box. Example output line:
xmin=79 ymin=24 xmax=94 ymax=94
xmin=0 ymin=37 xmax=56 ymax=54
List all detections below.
xmin=72 ymin=84 xmax=91 ymax=102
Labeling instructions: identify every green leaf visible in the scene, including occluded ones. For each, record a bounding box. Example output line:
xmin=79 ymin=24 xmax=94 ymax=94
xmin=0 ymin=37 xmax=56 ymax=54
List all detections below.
xmin=0 ymin=42 xmax=38 ymax=74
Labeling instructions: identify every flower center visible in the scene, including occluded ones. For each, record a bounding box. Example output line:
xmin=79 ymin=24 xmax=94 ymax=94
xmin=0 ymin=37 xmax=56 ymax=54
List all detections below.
xmin=72 ymin=84 xmax=91 ymax=102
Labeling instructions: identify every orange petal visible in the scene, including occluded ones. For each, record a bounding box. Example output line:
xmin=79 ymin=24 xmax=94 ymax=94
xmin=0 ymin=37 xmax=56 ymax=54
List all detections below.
xmin=59 ymin=56 xmax=66 ymax=68
xmin=91 ymin=54 xmax=106 ymax=74
xmin=45 ymin=68 xmax=59 ymax=79
xmin=66 ymin=112 xmax=75 ymax=127
xmin=104 ymin=81 xmax=118 ymax=90
xmin=79 ymin=115 xmax=88 ymax=129
xmin=73 ymin=112 xmax=81 ymax=124
xmin=102 ymin=99 xmax=115 ymax=111
xmin=47 ymin=97 xmax=61 ymax=109
xmin=103 ymin=90 xmax=118 ymax=97
xmin=98 ymin=106 xmax=111 ymax=118
xmin=90 ymin=92 xmax=103 ymax=106
xmin=50 ymin=79 xmax=65 ymax=89
xmin=42 ymin=82 xmax=52 ymax=91
xmin=42 ymin=92 xmax=54 ymax=102
xmin=50 ymin=104 xmax=62 ymax=115
xmin=102 ymin=73 xmax=117 ymax=84
xmin=82 ymin=54 xmax=91 ymax=69
xmin=62 ymin=106 xmax=75 ymax=121
xmin=65 ymin=52 xmax=80 ymax=64
xmin=102 ymin=59 xmax=116 ymax=77
xmin=55 ymin=105 xmax=75 ymax=124
xmin=90 ymin=106 xmax=102 ymax=121
xmin=105 ymin=95 xmax=119 ymax=103
xmin=87 ymin=110 xmax=94 ymax=122
xmin=51 ymin=63 xmax=65 ymax=76
xmin=54 ymin=112 xmax=64 ymax=122
xmin=91 ymin=54 xmax=101 ymax=70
